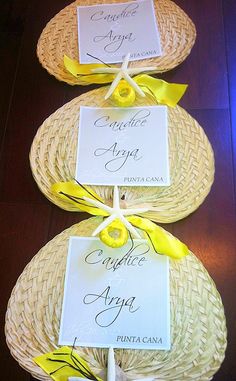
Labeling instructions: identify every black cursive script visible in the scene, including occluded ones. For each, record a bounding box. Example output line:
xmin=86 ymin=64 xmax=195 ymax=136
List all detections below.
xmin=85 ymin=242 xmax=149 ymax=271
xmin=83 ymin=286 xmax=139 ymax=327
xmin=90 ymin=4 xmax=139 ymax=23
xmin=94 ymin=110 xmax=151 ymax=131
xmin=94 ymin=142 xmax=142 ymax=172
xmin=93 ymin=30 xmax=135 ymax=53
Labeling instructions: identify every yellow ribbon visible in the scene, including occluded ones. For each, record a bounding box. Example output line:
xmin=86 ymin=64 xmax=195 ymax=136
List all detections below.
xmin=51 ymin=181 xmax=189 ymax=259
xmin=127 ymin=216 xmax=188 ymax=259
xmin=64 ymin=55 xmax=114 ymax=84
xmin=134 ymin=74 xmax=188 ymax=107
xmin=64 ymin=55 xmax=187 ymax=107
xmin=51 ymin=181 xmax=107 ymax=216
xmin=34 ymin=346 xmax=101 ymax=381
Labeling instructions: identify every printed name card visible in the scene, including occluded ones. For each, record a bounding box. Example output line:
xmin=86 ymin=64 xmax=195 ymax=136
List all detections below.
xmin=76 ymin=106 xmax=170 ymax=186
xmin=59 ymin=237 xmax=170 ymax=350
xmin=77 ymin=0 xmax=162 ymax=63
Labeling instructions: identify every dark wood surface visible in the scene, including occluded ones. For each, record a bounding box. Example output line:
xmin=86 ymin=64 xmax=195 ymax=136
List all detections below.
xmin=0 ymin=0 xmax=235 ymax=379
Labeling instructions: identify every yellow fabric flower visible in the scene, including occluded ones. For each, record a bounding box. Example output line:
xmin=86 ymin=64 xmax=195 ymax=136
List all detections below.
xmin=99 ymin=218 xmax=129 ymax=248
xmin=111 ymin=80 xmax=136 ymax=107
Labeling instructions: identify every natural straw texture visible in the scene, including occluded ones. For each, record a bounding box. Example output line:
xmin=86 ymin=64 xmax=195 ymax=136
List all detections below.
xmin=30 ymin=87 xmax=215 ymax=223
xmin=5 ymin=217 xmax=227 ymax=381
xmin=37 ymin=0 xmax=196 ymax=85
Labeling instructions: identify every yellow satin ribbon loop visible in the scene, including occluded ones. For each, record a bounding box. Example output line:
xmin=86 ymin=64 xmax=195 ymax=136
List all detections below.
xmin=135 ymin=74 xmax=188 ymax=107
xmin=51 ymin=181 xmax=108 ymax=216
xmin=99 ymin=218 xmax=129 ymax=248
xmin=127 ymin=216 xmax=189 ymax=259
xmin=51 ymin=181 xmax=189 ymax=259
xmin=34 ymin=346 xmax=101 ymax=381
xmin=64 ymin=55 xmax=115 ymax=84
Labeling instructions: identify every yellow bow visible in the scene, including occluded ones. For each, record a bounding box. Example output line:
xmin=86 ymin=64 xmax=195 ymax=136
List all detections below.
xmin=34 ymin=346 xmax=101 ymax=381
xmin=64 ymin=55 xmax=187 ymax=107
xmin=51 ymin=181 xmax=189 ymax=260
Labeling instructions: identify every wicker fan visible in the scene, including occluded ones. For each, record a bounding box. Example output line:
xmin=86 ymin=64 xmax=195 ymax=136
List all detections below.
xmin=37 ymin=0 xmax=196 ymax=84
xmin=30 ymin=88 xmax=214 ymax=223
xmin=5 ymin=217 xmax=227 ymax=381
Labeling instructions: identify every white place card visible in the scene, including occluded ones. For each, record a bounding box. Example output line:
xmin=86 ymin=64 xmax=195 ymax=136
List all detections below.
xmin=59 ymin=237 xmax=170 ymax=350
xmin=76 ymin=106 xmax=170 ymax=186
xmin=77 ymin=0 xmax=162 ymax=63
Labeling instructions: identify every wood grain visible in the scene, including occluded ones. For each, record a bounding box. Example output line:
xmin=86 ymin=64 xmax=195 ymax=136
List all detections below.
xmin=0 ymin=202 xmax=52 ymax=380
xmin=0 ymin=1 xmax=235 ymax=380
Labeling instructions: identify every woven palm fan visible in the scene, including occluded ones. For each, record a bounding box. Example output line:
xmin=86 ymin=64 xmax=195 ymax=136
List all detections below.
xmin=30 ymin=87 xmax=214 ymax=223
xmin=5 ymin=217 xmax=227 ymax=380
xmin=37 ymin=0 xmax=196 ymax=85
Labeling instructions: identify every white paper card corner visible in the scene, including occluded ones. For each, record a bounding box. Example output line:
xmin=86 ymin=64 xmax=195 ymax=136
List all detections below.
xmin=59 ymin=237 xmax=170 ymax=350
xmin=77 ymin=0 xmax=162 ymax=64
xmin=76 ymin=105 xmax=170 ymax=186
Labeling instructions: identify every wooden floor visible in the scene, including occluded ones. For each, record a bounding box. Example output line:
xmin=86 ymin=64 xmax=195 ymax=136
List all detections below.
xmin=0 ymin=0 xmax=235 ymax=379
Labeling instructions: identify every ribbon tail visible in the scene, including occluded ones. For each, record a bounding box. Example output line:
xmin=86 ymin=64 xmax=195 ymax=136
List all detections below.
xmin=51 ymin=181 xmax=108 ymax=216
xmin=34 ymin=346 xmax=101 ymax=381
xmin=64 ymin=55 xmax=106 ymax=75
xmin=127 ymin=216 xmax=189 ymax=259
xmin=134 ymin=74 xmax=188 ymax=107
xmin=64 ymin=55 xmax=115 ymax=84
